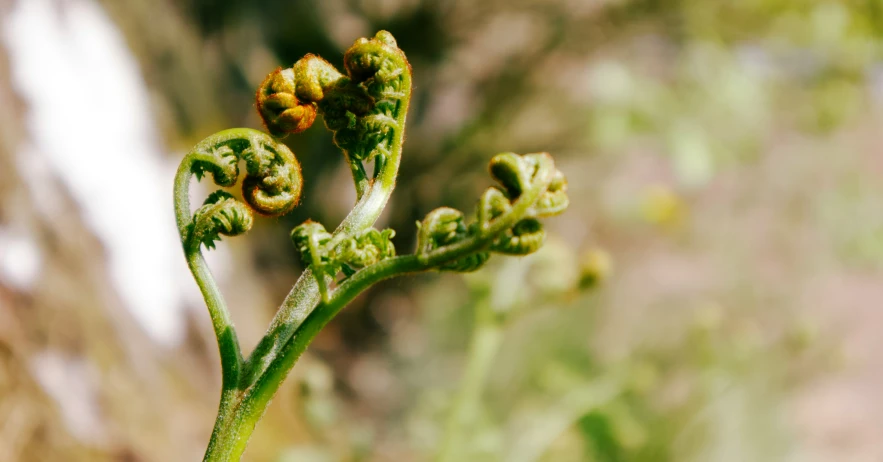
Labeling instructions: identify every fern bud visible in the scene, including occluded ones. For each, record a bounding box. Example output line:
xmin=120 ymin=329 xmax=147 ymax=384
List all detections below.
xmin=291 ymin=221 xmax=333 ymax=265
xmin=188 ymin=191 xmax=254 ymax=250
xmin=241 ymin=140 xmax=303 ymax=216
xmin=491 ymin=218 xmax=546 ymax=255
xmin=417 ymin=207 xmax=489 ymax=273
xmin=338 ymin=228 xmax=396 ymax=269
xmin=256 ymin=68 xmax=317 ymax=137
xmin=478 ymin=187 xmax=512 ymax=228
xmin=343 ymin=30 xmax=406 ymax=86
xmin=488 ymin=152 xmax=569 ymax=218
xmin=534 ymin=169 xmax=569 ymax=217
xmin=292 ymin=54 xmax=346 ymax=103
xmin=417 ymin=207 xmax=465 ymax=253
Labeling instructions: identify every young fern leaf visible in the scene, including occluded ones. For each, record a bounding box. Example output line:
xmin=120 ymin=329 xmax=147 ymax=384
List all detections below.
xmin=173 ymin=128 xmax=303 ymax=392
xmin=417 ymin=208 xmax=490 ymax=272
xmin=175 ymin=30 xmax=568 ymax=462
xmin=291 ymin=222 xmax=396 ymax=301
xmin=187 ymin=191 xmax=254 ymax=251
xmin=413 ymin=152 xmax=569 ymax=270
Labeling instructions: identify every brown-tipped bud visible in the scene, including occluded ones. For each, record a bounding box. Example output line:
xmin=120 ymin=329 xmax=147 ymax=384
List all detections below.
xmin=292 ymin=54 xmax=345 ymax=103
xmin=256 ymin=67 xmax=317 ymax=137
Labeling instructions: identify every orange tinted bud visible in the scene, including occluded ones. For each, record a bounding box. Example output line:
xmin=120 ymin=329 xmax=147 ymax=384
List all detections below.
xmin=256 ymin=67 xmax=316 ymax=137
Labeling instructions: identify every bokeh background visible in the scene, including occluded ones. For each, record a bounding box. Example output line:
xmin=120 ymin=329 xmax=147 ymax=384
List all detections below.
xmin=1 ymin=0 xmax=881 ymax=460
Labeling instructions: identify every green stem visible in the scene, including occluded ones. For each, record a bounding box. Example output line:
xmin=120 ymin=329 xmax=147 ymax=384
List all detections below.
xmin=203 ymin=66 xmax=414 ymax=461
xmin=194 ymin=141 xmax=554 ymax=461
xmin=437 ymin=299 xmax=504 ymax=462
xmin=346 ymin=155 xmax=369 ymax=199
xmin=242 ymin=88 xmax=410 ymax=390
xmin=175 ymin=156 xmax=243 ymax=387
xmin=213 ymin=157 xmax=557 ymax=459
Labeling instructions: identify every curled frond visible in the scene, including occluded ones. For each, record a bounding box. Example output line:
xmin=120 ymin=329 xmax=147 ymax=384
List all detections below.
xmin=417 ymin=207 xmax=466 ymax=255
xmin=293 ymin=54 xmax=346 ymax=103
xmin=291 ymin=221 xmax=397 ymax=299
xmin=291 ymin=221 xmax=335 ymax=268
xmin=417 ymin=207 xmax=490 ymax=273
xmin=178 ymin=129 xmax=303 ymax=251
xmin=191 ymin=144 xmax=239 ymax=187
xmin=240 ymin=139 xmax=302 ymax=216
xmin=187 ymin=191 xmax=254 ymax=250
xmin=336 ymin=228 xmax=397 ymax=272
xmin=339 ymin=31 xmax=411 ymax=162
xmin=344 ymin=30 xmax=407 ymax=91
xmin=535 ymin=170 xmax=569 ymax=217
xmin=293 ymin=223 xmax=397 ymax=272
xmin=488 ymin=152 xmax=530 ymax=199
xmin=256 ymin=67 xmax=317 ymax=137
xmin=177 ymin=31 xmax=571 ymax=461
xmin=478 ymin=187 xmax=511 ymax=229
xmin=488 ymin=153 xmax=569 ymax=218
xmin=408 ymin=152 xmax=568 ymax=275
xmin=491 ymin=218 xmax=546 ymax=255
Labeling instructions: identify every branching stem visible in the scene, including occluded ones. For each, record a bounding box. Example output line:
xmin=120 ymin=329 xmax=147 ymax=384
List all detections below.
xmin=174 ymin=31 xmax=568 ymax=462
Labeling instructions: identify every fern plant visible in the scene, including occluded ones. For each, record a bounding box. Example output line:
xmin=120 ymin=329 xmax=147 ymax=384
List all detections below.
xmin=173 ymin=31 xmax=569 ymax=461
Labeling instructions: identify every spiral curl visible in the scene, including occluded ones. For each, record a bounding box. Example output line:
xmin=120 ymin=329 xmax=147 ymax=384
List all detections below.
xmin=412 ymin=152 xmax=568 ymax=273
xmin=335 ymin=228 xmax=397 ymax=274
xmin=488 ymin=152 xmax=569 ymax=218
xmin=187 ymin=191 xmax=254 ymax=250
xmin=291 ymin=221 xmax=335 ymax=272
xmin=417 ymin=208 xmax=490 ymax=273
xmin=181 ymin=129 xmax=303 ymax=250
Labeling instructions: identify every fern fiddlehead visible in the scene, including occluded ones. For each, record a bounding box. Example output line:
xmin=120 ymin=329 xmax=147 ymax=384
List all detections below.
xmin=291 ymin=222 xmax=397 ymax=301
xmin=174 ymin=128 xmax=302 ymax=387
xmin=174 ymin=31 xmax=568 ymax=461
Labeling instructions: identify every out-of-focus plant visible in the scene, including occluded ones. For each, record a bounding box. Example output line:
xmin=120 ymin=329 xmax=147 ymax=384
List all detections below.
xmin=435 ymin=240 xmax=585 ymax=462
xmin=173 ymin=31 xmax=568 ymax=461
xmin=404 ymin=247 xmax=829 ymax=462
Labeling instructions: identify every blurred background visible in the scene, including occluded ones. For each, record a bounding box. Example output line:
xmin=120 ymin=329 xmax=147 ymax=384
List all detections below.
xmin=0 ymin=0 xmax=881 ymax=460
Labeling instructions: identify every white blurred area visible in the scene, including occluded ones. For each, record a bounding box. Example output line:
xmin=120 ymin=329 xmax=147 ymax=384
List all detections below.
xmin=1 ymin=0 xmax=194 ymax=345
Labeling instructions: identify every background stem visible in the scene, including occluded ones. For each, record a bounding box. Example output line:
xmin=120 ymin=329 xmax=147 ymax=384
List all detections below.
xmin=436 ymin=299 xmax=504 ymax=462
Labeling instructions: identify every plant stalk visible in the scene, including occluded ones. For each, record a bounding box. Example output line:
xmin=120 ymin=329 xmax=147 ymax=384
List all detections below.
xmin=436 ymin=299 xmax=504 ymax=462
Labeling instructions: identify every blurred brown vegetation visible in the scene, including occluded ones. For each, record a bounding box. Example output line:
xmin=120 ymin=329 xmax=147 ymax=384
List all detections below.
xmin=2 ymin=0 xmax=883 ymax=461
